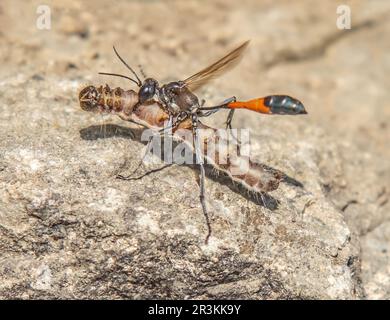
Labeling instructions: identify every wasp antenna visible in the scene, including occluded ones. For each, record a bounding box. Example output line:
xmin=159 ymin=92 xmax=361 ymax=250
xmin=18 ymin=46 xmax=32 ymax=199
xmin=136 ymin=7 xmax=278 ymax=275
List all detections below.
xmin=98 ymin=72 xmax=140 ymax=87
xmin=138 ymin=64 xmax=147 ymax=79
xmin=112 ymin=46 xmax=142 ymax=87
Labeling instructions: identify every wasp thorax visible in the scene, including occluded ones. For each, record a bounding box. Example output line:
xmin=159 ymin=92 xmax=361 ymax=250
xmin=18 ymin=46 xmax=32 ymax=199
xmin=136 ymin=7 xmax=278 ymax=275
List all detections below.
xmin=79 ymin=85 xmax=100 ymax=112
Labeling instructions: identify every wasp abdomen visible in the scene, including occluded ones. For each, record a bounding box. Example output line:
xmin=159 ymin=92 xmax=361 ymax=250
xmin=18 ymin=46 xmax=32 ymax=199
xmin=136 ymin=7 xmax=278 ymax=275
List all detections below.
xmin=264 ymin=95 xmax=307 ymax=115
xmin=227 ymin=95 xmax=306 ymax=115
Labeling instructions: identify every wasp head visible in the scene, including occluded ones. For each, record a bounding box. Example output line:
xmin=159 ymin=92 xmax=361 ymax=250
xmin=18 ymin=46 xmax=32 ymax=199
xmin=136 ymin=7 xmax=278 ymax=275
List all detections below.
xmin=138 ymin=78 xmax=159 ymax=104
xmin=79 ymin=85 xmax=100 ymax=112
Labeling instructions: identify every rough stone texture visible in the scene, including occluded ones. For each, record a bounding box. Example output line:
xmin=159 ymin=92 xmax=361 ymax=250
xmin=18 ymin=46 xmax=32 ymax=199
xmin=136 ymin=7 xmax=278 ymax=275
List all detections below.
xmin=0 ymin=0 xmax=389 ymax=299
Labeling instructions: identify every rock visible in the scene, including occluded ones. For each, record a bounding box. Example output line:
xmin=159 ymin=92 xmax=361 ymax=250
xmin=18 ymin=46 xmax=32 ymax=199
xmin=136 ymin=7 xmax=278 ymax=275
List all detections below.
xmin=361 ymin=222 xmax=390 ymax=299
xmin=0 ymin=74 xmax=360 ymax=300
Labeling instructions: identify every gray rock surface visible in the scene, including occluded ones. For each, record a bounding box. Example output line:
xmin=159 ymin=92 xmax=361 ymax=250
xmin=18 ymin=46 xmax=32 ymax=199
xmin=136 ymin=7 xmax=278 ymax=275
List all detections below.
xmin=0 ymin=0 xmax=388 ymax=299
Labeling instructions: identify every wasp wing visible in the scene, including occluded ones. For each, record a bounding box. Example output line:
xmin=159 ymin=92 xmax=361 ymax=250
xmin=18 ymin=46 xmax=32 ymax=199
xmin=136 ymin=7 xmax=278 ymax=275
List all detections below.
xmin=183 ymin=40 xmax=250 ymax=91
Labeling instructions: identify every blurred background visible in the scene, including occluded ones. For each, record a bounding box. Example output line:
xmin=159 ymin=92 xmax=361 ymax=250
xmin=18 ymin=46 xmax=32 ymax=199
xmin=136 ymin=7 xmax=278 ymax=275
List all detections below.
xmin=0 ymin=0 xmax=389 ymax=298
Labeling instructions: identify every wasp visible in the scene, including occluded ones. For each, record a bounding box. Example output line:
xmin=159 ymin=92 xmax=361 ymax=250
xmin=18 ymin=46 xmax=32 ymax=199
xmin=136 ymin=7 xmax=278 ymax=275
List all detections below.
xmin=99 ymin=40 xmax=306 ymax=131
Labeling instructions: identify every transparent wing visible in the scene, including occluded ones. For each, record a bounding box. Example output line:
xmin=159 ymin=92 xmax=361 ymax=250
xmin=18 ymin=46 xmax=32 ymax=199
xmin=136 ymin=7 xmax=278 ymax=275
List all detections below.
xmin=183 ymin=40 xmax=250 ymax=91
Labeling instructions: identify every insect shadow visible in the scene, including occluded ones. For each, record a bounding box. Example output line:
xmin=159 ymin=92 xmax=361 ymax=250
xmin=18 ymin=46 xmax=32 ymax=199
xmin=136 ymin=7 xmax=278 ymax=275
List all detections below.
xmin=80 ymin=124 xmax=304 ymax=211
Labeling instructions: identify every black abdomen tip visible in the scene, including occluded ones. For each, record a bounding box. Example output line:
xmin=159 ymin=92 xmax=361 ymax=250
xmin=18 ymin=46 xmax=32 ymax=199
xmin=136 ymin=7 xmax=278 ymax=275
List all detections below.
xmin=264 ymin=95 xmax=307 ymax=115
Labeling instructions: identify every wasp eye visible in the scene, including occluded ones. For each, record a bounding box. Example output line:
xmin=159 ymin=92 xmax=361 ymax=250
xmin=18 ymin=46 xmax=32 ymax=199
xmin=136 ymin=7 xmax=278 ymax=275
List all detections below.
xmin=139 ymin=82 xmax=156 ymax=103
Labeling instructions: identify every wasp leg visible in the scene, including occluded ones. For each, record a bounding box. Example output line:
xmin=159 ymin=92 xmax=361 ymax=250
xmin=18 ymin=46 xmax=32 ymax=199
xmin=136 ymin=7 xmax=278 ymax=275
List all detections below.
xmin=165 ymin=114 xmax=173 ymax=130
xmin=199 ymin=96 xmax=236 ymax=111
xmin=160 ymin=112 xmax=188 ymax=134
xmin=220 ymin=96 xmax=236 ymax=106
xmin=113 ymin=116 xmax=159 ymax=180
xmin=117 ymin=163 xmax=174 ymax=181
xmin=116 ymin=135 xmax=155 ymax=180
xmin=191 ymin=113 xmax=212 ymax=244
xmin=198 ymin=96 xmax=236 ymax=117
xmin=117 ymin=113 xmax=188 ymax=180
xmin=226 ymin=108 xmax=240 ymax=142
xmin=216 ymin=96 xmax=242 ymax=146
xmin=225 ymin=109 xmax=235 ymax=130
xmin=117 ymin=115 xmax=150 ymax=131
xmin=199 ymin=96 xmax=241 ymax=145
xmin=198 ymin=109 xmax=219 ymax=117
xmin=222 ymin=96 xmax=239 ymax=132
xmin=117 ymin=127 xmax=171 ymax=180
